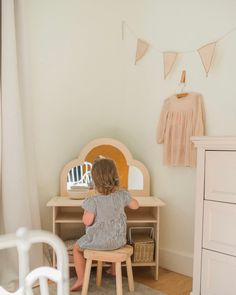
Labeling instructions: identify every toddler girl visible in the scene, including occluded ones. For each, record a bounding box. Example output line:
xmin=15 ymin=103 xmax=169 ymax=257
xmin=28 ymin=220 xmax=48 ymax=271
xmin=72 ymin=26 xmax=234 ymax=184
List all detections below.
xmin=70 ymin=157 xmax=139 ymax=291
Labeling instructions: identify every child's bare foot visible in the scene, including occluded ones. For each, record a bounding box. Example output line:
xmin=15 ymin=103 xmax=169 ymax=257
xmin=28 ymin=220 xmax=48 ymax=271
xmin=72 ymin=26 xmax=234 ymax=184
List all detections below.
xmin=70 ymin=280 xmax=83 ymax=292
xmin=106 ymin=266 xmax=116 ymax=277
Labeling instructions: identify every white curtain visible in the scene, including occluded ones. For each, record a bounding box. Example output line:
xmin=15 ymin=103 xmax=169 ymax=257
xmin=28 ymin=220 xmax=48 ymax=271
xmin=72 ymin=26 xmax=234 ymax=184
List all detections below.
xmin=0 ymin=0 xmax=43 ymax=289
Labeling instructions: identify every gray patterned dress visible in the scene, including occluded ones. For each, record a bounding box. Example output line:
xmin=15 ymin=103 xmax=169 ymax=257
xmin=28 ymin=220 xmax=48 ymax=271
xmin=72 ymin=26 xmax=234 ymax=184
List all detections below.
xmin=77 ymin=190 xmax=132 ymax=250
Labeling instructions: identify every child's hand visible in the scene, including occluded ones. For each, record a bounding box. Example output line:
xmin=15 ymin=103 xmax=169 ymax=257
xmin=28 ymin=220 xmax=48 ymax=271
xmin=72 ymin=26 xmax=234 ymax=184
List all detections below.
xmin=128 ymin=198 xmax=139 ymax=210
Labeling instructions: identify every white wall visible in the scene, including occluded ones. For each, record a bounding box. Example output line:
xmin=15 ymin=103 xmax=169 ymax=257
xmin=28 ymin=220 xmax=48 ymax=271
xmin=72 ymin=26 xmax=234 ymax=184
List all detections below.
xmin=17 ymin=0 xmax=236 ymax=276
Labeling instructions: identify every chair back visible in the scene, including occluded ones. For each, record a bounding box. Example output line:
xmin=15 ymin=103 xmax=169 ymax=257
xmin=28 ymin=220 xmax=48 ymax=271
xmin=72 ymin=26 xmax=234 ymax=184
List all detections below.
xmin=0 ymin=228 xmax=69 ymax=295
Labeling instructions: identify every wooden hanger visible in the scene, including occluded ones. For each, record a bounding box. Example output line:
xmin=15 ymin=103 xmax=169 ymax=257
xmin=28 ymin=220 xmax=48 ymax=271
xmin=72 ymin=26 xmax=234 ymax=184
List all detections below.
xmin=176 ymin=70 xmax=188 ymax=98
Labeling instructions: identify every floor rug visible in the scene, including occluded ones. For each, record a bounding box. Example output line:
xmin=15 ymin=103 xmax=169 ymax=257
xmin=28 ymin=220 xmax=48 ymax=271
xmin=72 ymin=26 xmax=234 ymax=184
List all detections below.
xmin=33 ymin=273 xmax=166 ymax=295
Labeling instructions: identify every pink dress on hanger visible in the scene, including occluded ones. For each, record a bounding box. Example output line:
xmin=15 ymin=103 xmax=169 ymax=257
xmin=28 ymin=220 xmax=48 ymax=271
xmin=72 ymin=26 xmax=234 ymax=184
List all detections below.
xmin=156 ymin=92 xmax=205 ymax=167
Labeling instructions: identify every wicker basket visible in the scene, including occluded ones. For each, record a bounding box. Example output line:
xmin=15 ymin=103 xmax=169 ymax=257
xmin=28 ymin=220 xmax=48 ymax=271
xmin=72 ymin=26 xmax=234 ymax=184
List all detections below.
xmin=128 ymin=227 xmax=155 ymax=263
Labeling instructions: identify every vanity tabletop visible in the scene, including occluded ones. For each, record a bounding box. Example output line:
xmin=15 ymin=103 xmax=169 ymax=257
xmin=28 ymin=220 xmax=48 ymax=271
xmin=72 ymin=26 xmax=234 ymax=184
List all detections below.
xmin=47 ymin=196 xmax=165 ymax=207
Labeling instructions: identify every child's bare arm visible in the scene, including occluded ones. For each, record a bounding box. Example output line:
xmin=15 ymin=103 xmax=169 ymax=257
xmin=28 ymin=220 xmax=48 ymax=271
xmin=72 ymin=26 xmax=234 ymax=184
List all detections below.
xmin=82 ymin=211 xmax=95 ymax=226
xmin=127 ymin=198 xmax=139 ymax=210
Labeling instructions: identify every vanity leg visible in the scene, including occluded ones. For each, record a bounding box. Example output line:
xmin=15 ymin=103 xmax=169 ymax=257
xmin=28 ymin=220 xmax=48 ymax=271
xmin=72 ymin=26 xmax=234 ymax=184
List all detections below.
xmin=52 ymin=207 xmax=57 ymax=268
xmin=155 ymin=207 xmax=160 ymax=280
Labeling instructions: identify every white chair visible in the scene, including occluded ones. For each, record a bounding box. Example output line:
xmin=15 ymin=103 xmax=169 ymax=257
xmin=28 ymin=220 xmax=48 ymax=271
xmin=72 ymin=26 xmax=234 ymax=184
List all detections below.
xmin=0 ymin=227 xmax=69 ymax=295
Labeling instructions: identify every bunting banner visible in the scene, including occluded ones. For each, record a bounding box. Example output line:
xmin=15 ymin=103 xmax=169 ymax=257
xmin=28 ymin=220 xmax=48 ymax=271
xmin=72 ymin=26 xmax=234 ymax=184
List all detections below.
xmin=135 ymin=39 xmax=149 ymax=64
xmin=198 ymin=42 xmax=216 ymax=77
xmin=123 ymin=21 xmax=236 ymax=78
xmin=163 ymin=52 xmax=178 ymax=79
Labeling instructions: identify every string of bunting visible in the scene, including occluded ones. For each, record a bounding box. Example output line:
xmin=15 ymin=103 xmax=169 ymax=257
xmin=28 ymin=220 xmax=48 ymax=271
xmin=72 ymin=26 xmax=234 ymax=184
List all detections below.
xmin=122 ymin=21 xmax=236 ymax=78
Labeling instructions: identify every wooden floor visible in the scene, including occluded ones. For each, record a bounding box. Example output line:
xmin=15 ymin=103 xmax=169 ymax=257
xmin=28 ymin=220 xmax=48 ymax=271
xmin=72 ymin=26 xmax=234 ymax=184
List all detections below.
xmin=70 ymin=266 xmax=192 ymax=295
xmin=133 ymin=267 xmax=192 ymax=295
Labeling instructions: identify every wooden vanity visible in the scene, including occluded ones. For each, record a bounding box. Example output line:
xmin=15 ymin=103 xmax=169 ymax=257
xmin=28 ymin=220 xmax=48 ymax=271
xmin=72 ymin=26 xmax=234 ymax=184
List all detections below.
xmin=47 ymin=138 xmax=165 ymax=280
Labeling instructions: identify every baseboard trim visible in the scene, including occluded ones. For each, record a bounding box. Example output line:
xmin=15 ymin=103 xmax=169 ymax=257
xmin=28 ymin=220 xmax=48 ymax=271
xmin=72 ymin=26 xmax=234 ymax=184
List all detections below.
xmin=159 ymin=248 xmax=193 ymax=277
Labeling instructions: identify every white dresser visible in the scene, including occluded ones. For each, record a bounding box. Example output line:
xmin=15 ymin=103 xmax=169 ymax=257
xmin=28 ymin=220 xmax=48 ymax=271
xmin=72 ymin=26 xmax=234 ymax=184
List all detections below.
xmin=191 ymin=137 xmax=236 ymax=295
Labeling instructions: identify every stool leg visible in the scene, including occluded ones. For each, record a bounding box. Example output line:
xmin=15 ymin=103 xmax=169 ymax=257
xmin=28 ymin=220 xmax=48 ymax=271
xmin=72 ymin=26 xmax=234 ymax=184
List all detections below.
xmin=126 ymin=257 xmax=134 ymax=291
xmin=81 ymin=259 xmax=92 ymax=295
xmin=96 ymin=261 xmax=103 ymax=287
xmin=115 ymin=262 xmax=122 ymax=295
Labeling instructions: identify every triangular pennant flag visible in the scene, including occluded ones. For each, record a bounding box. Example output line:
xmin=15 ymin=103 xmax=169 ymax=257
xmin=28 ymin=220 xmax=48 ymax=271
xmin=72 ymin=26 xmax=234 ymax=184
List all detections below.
xmin=135 ymin=39 xmax=149 ymax=65
xmin=198 ymin=42 xmax=216 ymax=77
xmin=163 ymin=52 xmax=178 ymax=79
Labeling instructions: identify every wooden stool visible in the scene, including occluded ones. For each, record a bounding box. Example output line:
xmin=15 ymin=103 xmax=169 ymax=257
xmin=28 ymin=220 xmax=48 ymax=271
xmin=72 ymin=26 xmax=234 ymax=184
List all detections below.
xmin=81 ymin=245 xmax=134 ymax=295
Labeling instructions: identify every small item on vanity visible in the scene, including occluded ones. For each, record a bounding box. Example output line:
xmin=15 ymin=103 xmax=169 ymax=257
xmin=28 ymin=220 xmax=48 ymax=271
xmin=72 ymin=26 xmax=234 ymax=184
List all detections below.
xmin=176 ymin=70 xmax=188 ymax=98
xmin=69 ymin=187 xmax=87 ymax=195
xmin=69 ymin=188 xmax=96 ymax=200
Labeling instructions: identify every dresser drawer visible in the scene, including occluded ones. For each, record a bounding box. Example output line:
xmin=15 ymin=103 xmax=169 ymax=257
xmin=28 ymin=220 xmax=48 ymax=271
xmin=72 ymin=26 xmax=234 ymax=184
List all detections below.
xmin=201 ymin=249 xmax=236 ymax=295
xmin=205 ymin=151 xmax=236 ymax=203
xmin=203 ymin=200 xmax=236 ymax=256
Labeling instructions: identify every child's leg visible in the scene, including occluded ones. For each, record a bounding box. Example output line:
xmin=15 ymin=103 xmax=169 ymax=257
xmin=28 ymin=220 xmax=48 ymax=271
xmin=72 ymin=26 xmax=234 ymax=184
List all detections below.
xmin=70 ymin=244 xmax=85 ymax=291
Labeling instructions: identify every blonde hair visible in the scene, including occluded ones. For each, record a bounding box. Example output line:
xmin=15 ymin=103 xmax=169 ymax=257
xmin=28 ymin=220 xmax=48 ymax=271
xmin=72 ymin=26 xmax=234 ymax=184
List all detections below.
xmin=91 ymin=157 xmax=119 ymax=195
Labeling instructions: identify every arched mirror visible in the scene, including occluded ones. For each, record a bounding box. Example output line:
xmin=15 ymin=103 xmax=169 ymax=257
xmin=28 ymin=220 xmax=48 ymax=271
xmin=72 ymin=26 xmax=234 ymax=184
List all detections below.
xmin=60 ymin=138 xmax=150 ymax=198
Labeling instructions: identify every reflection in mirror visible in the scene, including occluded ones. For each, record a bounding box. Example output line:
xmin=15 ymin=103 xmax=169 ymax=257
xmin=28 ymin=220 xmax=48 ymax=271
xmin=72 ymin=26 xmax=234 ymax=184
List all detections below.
xmin=67 ymin=161 xmax=93 ymax=191
xmin=67 ymin=161 xmax=144 ymax=191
